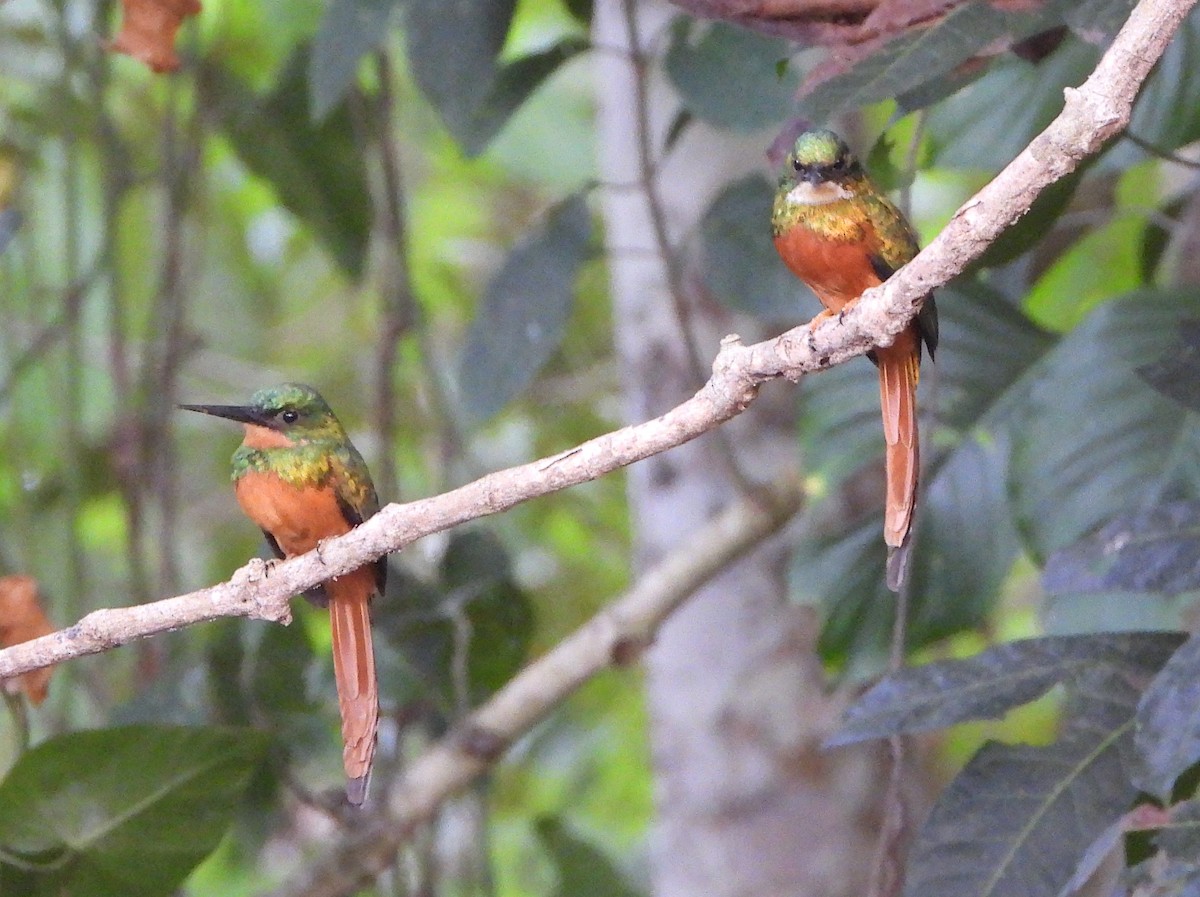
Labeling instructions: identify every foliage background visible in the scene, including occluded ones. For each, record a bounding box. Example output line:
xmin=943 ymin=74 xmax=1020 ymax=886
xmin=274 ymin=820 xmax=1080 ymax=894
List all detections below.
xmin=1 ymin=0 xmax=1200 ymax=894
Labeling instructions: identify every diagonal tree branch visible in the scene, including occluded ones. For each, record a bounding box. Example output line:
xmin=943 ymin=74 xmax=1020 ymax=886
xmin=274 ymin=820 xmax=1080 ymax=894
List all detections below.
xmin=0 ymin=0 xmax=1190 ymax=686
xmin=269 ymin=476 xmax=805 ymax=897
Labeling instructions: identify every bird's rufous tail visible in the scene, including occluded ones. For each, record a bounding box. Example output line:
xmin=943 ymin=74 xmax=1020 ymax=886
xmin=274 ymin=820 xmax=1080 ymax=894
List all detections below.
xmin=876 ymin=330 xmax=922 ymax=592
xmin=328 ymin=569 xmax=379 ymax=805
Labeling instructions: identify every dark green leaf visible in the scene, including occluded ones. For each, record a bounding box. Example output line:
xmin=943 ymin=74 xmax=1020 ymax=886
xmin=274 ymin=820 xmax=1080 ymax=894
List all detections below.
xmin=1137 ymin=320 xmax=1200 ymax=413
xmin=563 ymin=0 xmax=592 ymax=25
xmin=535 ymin=815 xmax=644 ymax=897
xmin=1108 ymin=12 xmax=1200 ymax=168
xmin=795 ymin=283 xmax=1054 ymax=657
xmin=971 ymin=169 xmax=1084 ymax=270
xmin=1043 ymin=589 xmax=1182 ymax=636
xmin=458 ymin=192 xmax=592 ymax=424
xmin=439 ymin=531 xmax=535 ymax=698
xmin=0 ymin=726 xmax=266 ymax=897
xmin=903 ymin=669 xmax=1144 ymax=897
xmin=831 ymin=632 xmax=1182 ymax=746
xmin=697 ymin=174 xmax=803 ymax=318
xmin=252 ymin=616 xmax=317 ymax=715
xmin=926 ymin=39 xmax=1099 ymax=170
xmin=801 ymin=1 xmax=1081 ymax=123
xmin=1011 ymin=291 xmax=1200 ymax=560
xmin=374 ymin=532 xmax=534 ymax=708
xmin=664 ymin=19 xmax=799 ymax=131
xmin=459 ymin=37 xmax=590 ymax=156
xmin=1135 ymin=635 xmax=1200 ymax=799
xmin=309 ymin=0 xmax=400 ymax=120
xmin=405 ymin=0 xmax=516 ymax=151
xmin=204 ymin=51 xmax=371 ymax=278
xmin=1044 ymin=500 xmax=1200 ymax=597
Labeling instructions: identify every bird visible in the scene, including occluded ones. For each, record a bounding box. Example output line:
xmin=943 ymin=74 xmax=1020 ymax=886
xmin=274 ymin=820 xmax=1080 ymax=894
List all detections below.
xmin=771 ymin=128 xmax=938 ymax=590
xmin=181 ymin=383 xmax=383 ymax=804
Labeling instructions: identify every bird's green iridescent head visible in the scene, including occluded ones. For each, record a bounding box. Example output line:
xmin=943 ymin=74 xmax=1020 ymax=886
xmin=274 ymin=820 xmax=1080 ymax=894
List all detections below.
xmin=779 ymin=129 xmax=864 ymax=189
xmin=180 ymin=382 xmax=349 ymax=443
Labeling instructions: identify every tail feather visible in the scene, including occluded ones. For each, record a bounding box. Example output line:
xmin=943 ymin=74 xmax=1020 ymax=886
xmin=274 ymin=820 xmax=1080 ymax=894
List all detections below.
xmin=328 ymin=569 xmax=378 ymax=805
xmin=876 ymin=331 xmax=922 ymax=564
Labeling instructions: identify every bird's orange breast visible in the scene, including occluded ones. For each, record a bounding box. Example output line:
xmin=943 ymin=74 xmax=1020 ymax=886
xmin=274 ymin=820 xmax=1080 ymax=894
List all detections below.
xmin=234 ymin=470 xmax=352 ymax=557
xmin=773 ymin=225 xmax=884 ymax=313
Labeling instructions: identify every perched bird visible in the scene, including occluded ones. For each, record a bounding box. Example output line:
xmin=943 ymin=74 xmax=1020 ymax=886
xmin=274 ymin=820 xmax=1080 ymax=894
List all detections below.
xmin=771 ymin=129 xmax=938 ymax=590
xmin=182 ymin=383 xmax=383 ymax=804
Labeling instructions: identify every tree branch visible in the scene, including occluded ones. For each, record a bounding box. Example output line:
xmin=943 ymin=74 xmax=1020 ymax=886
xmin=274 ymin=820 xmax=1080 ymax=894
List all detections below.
xmin=0 ymin=0 xmax=1190 ymax=685
xmin=269 ymin=477 xmax=804 ymax=897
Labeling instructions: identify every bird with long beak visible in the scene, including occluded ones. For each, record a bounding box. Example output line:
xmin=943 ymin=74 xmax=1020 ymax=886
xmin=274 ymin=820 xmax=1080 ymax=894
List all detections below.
xmin=182 ymin=383 xmax=383 ymax=804
xmin=772 ymin=129 xmax=938 ymax=590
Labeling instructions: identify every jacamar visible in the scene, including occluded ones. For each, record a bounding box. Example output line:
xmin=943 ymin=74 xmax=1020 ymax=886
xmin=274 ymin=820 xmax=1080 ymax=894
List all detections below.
xmin=181 ymin=383 xmax=383 ymax=804
xmin=771 ymin=129 xmax=938 ymax=590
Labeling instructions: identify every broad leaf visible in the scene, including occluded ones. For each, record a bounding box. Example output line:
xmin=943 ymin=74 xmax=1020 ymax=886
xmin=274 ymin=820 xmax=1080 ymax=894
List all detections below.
xmin=461 ymin=37 xmax=591 ymax=157
xmin=1011 ymin=291 xmax=1200 ymax=561
xmin=204 ymin=50 xmax=371 ymax=278
xmin=1044 ymin=500 xmax=1200 ymax=597
xmin=903 ymin=669 xmax=1145 ymax=897
xmin=458 ymin=192 xmax=592 ymax=425
xmin=926 ymin=39 xmax=1100 ymax=171
xmin=536 ymin=815 xmax=645 ymax=897
xmin=1137 ymin=319 xmax=1200 ymax=413
xmin=1135 ymin=635 xmax=1200 ymax=799
xmin=664 ymin=19 xmax=799 ymax=132
xmin=832 ymin=632 xmax=1182 ymax=746
xmin=374 ymin=531 xmax=534 ymax=710
xmin=698 ymin=174 xmax=803 ymax=318
xmin=800 ymin=0 xmax=1104 ymax=123
xmin=793 ymin=283 xmax=1054 ymax=658
xmin=309 ymin=0 xmax=401 ymax=120
xmin=405 ymin=0 xmax=514 ymax=153
xmin=0 ymin=726 xmax=266 ymax=897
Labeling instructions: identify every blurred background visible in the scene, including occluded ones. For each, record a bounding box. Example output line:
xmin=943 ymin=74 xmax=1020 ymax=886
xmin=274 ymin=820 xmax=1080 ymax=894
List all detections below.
xmin=1 ymin=0 xmax=1199 ymax=894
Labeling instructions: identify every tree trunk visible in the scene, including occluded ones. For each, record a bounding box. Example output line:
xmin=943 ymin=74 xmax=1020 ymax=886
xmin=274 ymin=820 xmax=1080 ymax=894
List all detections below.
xmin=593 ymin=3 xmax=914 ymax=895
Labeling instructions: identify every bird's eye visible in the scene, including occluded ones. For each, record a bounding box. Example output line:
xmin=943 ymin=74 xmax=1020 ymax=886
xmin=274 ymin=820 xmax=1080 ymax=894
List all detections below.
xmin=792 ymin=157 xmax=802 ymax=172
xmin=831 ymin=157 xmax=846 ymax=172
xmin=281 ymin=410 xmax=299 ymax=424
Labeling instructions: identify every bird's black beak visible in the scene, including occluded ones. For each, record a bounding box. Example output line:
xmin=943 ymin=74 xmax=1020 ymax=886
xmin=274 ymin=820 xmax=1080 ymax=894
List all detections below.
xmin=178 ymin=403 xmax=271 ymax=427
xmin=801 ymin=168 xmax=825 ymax=185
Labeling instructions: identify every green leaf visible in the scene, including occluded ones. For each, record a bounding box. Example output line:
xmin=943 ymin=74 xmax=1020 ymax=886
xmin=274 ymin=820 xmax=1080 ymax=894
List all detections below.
xmin=204 ymin=50 xmax=371 ymax=278
xmin=1043 ymin=500 xmax=1200 ymax=597
xmin=252 ymin=616 xmax=317 ymax=715
xmin=535 ymin=815 xmax=644 ymax=897
xmin=794 ymin=283 xmax=1054 ymax=658
xmin=439 ymin=530 xmax=535 ymax=698
xmin=664 ymin=19 xmax=799 ymax=132
xmin=374 ymin=532 xmax=534 ymax=709
xmin=0 ymin=726 xmax=267 ymax=897
xmin=309 ymin=0 xmax=401 ymax=120
xmin=902 ymin=668 xmax=1146 ymax=897
xmin=1137 ymin=320 xmax=1200 ymax=413
xmin=458 ymin=192 xmax=592 ymax=425
xmin=831 ymin=632 xmax=1182 ymax=746
xmin=1135 ymin=635 xmax=1200 ymax=799
xmin=801 ymin=1 xmax=1077 ymax=123
xmin=1109 ymin=12 xmax=1200 ymax=167
xmin=1011 ymin=291 xmax=1200 ymax=560
xmin=405 ymin=0 xmax=515 ymax=152
xmin=697 ymin=174 xmax=802 ymax=318
xmin=460 ymin=37 xmax=591 ymax=156
xmin=926 ymin=39 xmax=1099 ymax=170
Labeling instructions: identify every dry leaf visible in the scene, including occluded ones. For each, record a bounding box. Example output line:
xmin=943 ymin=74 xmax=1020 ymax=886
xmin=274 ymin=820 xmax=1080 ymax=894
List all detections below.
xmin=0 ymin=574 xmax=56 ymax=705
xmin=107 ymin=0 xmax=202 ymax=74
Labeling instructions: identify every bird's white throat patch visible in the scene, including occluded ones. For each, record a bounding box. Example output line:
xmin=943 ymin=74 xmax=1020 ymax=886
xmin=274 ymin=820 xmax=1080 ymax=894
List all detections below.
xmin=785 ymin=180 xmax=853 ymax=206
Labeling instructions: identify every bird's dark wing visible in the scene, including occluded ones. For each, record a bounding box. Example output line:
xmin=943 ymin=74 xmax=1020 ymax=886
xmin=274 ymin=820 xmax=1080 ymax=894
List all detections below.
xmin=334 ymin=491 xmax=387 ymax=599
